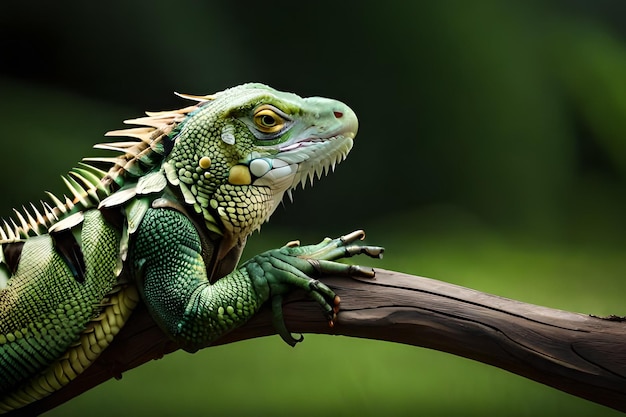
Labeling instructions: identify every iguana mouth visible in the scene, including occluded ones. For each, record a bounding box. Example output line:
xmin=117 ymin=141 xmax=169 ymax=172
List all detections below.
xmin=279 ymin=129 xmax=356 ymax=151
xmin=279 ymin=134 xmax=354 ymax=191
xmin=280 ymin=139 xmax=322 ymax=151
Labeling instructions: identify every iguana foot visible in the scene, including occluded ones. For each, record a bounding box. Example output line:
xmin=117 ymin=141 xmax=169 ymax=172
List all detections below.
xmin=243 ymin=230 xmax=383 ymax=346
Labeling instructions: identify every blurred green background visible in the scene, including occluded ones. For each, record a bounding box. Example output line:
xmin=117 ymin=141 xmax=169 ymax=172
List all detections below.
xmin=1 ymin=0 xmax=626 ymax=416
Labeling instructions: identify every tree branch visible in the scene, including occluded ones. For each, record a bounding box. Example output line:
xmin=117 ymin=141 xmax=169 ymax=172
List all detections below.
xmin=13 ymin=269 xmax=626 ymax=415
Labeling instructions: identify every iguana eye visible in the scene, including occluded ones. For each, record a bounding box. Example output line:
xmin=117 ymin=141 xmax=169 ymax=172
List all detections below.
xmin=253 ymin=105 xmax=287 ymax=134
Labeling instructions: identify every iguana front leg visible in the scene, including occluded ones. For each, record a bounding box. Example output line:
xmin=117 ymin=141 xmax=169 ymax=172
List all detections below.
xmin=132 ymin=208 xmax=382 ymax=350
xmin=243 ymin=229 xmax=383 ymax=346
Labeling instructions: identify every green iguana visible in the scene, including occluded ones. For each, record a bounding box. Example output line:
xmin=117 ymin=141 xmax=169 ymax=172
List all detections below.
xmin=0 ymin=83 xmax=383 ymax=412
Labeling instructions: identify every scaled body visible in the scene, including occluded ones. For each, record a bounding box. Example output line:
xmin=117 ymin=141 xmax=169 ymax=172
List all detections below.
xmin=0 ymin=84 xmax=381 ymax=412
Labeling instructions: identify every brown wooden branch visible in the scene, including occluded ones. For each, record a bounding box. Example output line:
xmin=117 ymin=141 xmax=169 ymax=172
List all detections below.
xmin=13 ymin=268 xmax=626 ymax=415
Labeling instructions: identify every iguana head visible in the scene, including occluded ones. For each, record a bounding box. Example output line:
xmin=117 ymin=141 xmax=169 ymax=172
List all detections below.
xmin=163 ymin=83 xmax=358 ymax=238
xmin=0 ymin=84 xmax=358 ymax=247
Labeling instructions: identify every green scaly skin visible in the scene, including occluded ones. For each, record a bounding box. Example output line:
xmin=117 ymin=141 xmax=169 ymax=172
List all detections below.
xmin=0 ymin=83 xmax=383 ymax=412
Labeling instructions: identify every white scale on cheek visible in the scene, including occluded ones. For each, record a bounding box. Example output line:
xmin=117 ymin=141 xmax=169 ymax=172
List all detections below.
xmin=249 ymin=158 xmax=272 ymax=177
xmin=252 ymin=164 xmax=297 ymax=188
xmin=249 ymin=157 xmax=291 ymax=178
xmin=221 ymin=123 xmax=236 ymax=145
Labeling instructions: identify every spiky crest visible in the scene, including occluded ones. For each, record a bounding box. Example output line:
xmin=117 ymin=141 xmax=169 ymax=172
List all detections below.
xmin=0 ymin=93 xmax=214 ymax=243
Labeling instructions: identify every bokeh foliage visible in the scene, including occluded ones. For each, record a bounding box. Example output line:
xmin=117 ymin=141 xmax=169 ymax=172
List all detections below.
xmin=0 ymin=1 xmax=625 ymax=416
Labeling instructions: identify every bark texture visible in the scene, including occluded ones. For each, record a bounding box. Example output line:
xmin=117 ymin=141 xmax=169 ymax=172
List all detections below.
xmin=12 ymin=269 xmax=626 ymax=415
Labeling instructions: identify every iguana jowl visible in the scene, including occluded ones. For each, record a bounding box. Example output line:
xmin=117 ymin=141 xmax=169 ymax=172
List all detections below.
xmin=0 ymin=83 xmax=382 ymax=412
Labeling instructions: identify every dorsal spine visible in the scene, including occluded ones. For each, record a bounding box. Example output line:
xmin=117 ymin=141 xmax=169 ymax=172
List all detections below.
xmin=0 ymin=94 xmax=211 ymax=243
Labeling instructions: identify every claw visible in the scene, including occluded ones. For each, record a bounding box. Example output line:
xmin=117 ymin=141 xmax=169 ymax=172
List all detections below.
xmin=328 ymin=308 xmax=338 ymax=327
xmin=364 ymin=246 xmax=384 ymax=259
xmin=327 ymin=313 xmax=335 ymax=326
xmin=344 ymin=244 xmax=385 ymax=259
xmin=256 ymin=230 xmax=382 ymax=347
xmin=285 ymin=239 xmax=300 ymax=248
xmin=347 ymin=265 xmax=376 ymax=278
xmin=271 ymin=295 xmax=304 ymax=347
xmin=341 ymin=230 xmax=366 ymax=243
